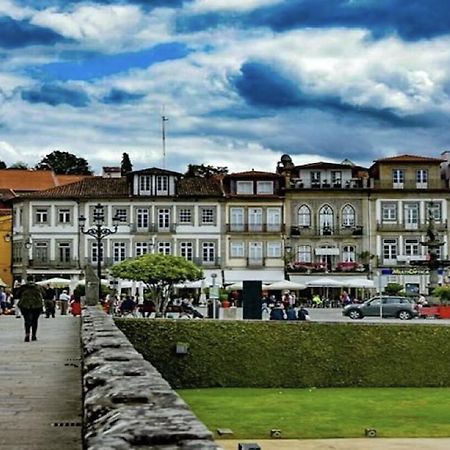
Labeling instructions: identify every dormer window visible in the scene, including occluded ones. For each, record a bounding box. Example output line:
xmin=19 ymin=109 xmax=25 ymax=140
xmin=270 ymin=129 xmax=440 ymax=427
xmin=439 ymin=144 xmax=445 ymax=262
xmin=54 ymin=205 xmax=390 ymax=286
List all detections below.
xmin=311 ymin=171 xmax=321 ymax=186
xmin=256 ymin=181 xmax=273 ymax=194
xmin=392 ymin=169 xmax=404 ymax=188
xmin=139 ymin=175 xmax=151 ymax=194
xmin=236 ymin=181 xmax=253 ymax=194
xmin=156 ymin=176 xmax=168 ymax=195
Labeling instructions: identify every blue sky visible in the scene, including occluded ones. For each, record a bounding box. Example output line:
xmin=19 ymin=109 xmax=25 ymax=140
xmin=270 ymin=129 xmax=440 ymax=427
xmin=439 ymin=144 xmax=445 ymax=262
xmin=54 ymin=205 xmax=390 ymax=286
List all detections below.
xmin=1 ymin=0 xmax=450 ymax=173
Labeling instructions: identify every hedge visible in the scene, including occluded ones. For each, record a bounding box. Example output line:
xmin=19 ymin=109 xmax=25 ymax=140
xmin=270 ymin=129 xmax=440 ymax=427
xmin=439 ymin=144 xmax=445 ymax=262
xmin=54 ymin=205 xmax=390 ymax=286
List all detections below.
xmin=115 ymin=319 xmax=450 ymax=389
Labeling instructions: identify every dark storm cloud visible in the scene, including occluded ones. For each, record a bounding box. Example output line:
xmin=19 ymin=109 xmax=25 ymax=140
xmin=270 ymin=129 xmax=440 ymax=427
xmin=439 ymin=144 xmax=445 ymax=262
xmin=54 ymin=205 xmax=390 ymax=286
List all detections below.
xmin=21 ymin=83 xmax=90 ymax=107
xmin=101 ymin=88 xmax=146 ymax=104
xmin=232 ymin=61 xmax=434 ymax=128
xmin=178 ymin=0 xmax=450 ymax=41
xmin=0 ymin=16 xmax=68 ymax=48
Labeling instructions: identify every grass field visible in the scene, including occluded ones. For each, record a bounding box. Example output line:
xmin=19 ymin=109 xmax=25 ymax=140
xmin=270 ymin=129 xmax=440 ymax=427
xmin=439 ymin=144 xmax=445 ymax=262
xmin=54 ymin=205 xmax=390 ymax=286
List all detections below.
xmin=178 ymin=387 xmax=450 ymax=439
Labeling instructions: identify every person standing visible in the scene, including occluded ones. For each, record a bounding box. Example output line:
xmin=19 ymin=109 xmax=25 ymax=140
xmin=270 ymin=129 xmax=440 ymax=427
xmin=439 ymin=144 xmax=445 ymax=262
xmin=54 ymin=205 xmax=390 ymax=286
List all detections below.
xmin=59 ymin=289 xmax=70 ymax=315
xmin=43 ymin=284 xmax=56 ymax=318
xmin=17 ymin=278 xmax=43 ymax=342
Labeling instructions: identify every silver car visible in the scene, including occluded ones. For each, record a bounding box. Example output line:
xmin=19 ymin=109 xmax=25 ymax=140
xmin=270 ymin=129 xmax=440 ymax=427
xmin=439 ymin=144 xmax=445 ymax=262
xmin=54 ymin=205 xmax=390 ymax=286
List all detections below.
xmin=342 ymin=296 xmax=418 ymax=320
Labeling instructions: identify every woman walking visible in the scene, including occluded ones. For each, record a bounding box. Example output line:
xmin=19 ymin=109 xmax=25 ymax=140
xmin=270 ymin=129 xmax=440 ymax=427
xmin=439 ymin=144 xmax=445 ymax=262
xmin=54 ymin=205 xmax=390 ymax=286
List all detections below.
xmin=17 ymin=278 xmax=43 ymax=342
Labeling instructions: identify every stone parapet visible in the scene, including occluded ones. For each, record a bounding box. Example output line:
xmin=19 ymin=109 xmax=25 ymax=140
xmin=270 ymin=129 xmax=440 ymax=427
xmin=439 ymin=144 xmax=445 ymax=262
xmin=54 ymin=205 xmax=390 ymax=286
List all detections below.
xmin=81 ymin=307 xmax=220 ymax=449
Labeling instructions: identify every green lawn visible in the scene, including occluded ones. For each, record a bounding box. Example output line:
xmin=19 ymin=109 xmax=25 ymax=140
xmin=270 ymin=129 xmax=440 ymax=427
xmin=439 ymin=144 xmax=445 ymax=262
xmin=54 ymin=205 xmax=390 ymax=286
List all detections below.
xmin=178 ymin=387 xmax=450 ymax=439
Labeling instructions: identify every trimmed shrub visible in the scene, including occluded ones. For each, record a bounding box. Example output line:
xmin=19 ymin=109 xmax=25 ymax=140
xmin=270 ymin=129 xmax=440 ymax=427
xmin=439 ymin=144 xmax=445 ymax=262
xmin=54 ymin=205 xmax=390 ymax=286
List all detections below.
xmin=116 ymin=319 xmax=450 ymax=389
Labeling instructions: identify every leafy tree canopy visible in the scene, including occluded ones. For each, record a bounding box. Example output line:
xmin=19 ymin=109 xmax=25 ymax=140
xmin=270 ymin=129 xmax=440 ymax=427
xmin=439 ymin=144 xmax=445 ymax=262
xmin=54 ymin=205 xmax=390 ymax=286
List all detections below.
xmin=0 ymin=161 xmax=6 ymax=169
xmin=121 ymin=152 xmax=133 ymax=175
xmin=185 ymin=164 xmax=228 ymax=178
xmin=35 ymin=150 xmax=93 ymax=175
xmin=9 ymin=161 xmax=28 ymax=169
xmin=110 ymin=253 xmax=203 ymax=313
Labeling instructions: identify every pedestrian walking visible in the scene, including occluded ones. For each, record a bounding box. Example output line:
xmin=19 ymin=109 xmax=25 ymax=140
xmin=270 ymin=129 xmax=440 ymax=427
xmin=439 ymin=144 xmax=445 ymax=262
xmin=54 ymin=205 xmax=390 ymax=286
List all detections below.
xmin=17 ymin=277 xmax=43 ymax=342
xmin=59 ymin=289 xmax=70 ymax=315
xmin=43 ymin=284 xmax=56 ymax=318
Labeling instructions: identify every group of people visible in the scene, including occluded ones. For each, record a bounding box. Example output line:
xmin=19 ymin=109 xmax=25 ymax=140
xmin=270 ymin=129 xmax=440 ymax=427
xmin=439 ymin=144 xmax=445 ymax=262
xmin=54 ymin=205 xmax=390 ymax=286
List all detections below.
xmin=262 ymin=292 xmax=310 ymax=321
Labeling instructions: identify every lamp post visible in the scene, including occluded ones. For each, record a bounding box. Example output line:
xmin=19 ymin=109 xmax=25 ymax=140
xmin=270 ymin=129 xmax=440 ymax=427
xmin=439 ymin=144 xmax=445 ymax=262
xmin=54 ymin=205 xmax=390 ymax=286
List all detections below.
xmin=283 ymin=236 xmax=292 ymax=281
xmin=79 ymin=203 xmax=120 ymax=300
xmin=211 ymin=273 xmax=218 ymax=319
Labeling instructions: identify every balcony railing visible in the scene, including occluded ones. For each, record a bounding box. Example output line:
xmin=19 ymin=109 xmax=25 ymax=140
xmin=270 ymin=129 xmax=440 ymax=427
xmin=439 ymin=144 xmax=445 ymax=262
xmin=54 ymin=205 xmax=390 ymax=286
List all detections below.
xmin=377 ymin=220 xmax=448 ymax=232
xmin=373 ymin=180 xmax=447 ymax=189
xmin=227 ymin=223 xmax=284 ymax=233
xmin=290 ymin=225 xmax=363 ymax=237
xmin=27 ymin=259 xmax=77 ymax=269
xmin=193 ymin=257 xmax=221 ymax=267
xmin=289 ymin=179 xmax=364 ymax=189
xmin=130 ymin=223 xmax=176 ymax=233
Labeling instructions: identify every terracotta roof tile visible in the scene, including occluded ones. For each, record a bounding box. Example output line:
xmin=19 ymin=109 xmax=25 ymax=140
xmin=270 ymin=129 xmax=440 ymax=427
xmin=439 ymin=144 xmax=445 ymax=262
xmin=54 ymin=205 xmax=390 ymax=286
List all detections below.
xmin=0 ymin=169 xmax=57 ymax=191
xmin=178 ymin=177 xmax=223 ymax=197
xmin=56 ymin=174 xmax=91 ymax=185
xmin=226 ymin=170 xmax=280 ymax=179
xmin=374 ymin=154 xmax=445 ymax=163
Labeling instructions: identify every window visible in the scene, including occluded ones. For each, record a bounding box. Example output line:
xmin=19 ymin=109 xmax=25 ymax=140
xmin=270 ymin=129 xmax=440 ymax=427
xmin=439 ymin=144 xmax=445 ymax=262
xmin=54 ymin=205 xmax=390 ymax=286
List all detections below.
xmin=139 ymin=175 xmax=151 ymax=192
xmin=248 ymin=242 xmax=263 ymax=264
xmin=201 ymin=208 xmax=215 ymax=224
xmin=267 ymin=208 xmax=281 ymax=231
xmin=297 ymin=245 xmax=311 ymax=263
xmin=114 ymin=208 xmax=128 ymax=223
xmin=230 ymin=207 xmax=244 ymax=231
xmin=158 ymin=242 xmax=171 ymax=255
xmin=298 ymin=205 xmax=311 ymax=227
xmin=319 ymin=205 xmax=334 ymax=233
xmin=180 ymin=242 xmax=193 ymax=260
xmin=383 ymin=239 xmax=397 ymax=261
xmin=58 ymin=208 xmax=71 ymax=224
xmin=404 ymin=203 xmax=419 ymax=229
xmin=34 ymin=242 xmax=48 ymax=262
xmin=179 ymin=208 xmax=192 ymax=224
xmin=158 ymin=208 xmax=170 ymax=229
xmin=342 ymin=245 xmax=355 ymax=262
xmin=267 ymin=241 xmax=282 ymax=258
xmin=248 ymin=208 xmax=263 ymax=231
xmin=393 ymin=169 xmax=404 ymax=185
xmin=135 ymin=242 xmax=149 ymax=256
xmin=91 ymin=242 xmax=103 ymax=263
xmin=404 ymin=239 xmax=420 ymax=256
xmin=58 ymin=242 xmax=71 ymax=262
xmin=202 ymin=242 xmax=215 ymax=263
xmin=156 ymin=176 xmax=168 ymax=194
xmin=416 ymin=169 xmax=428 ymax=184
xmin=256 ymin=181 xmax=273 ymax=194
xmin=236 ymin=181 xmax=253 ymax=194
xmin=382 ymin=203 xmax=397 ymax=221
xmin=331 ymin=171 xmax=342 ymax=184
xmin=311 ymin=171 xmax=321 ymax=185
xmin=342 ymin=205 xmax=355 ymax=227
xmin=136 ymin=208 xmax=149 ymax=229
xmin=35 ymin=208 xmax=48 ymax=224
xmin=230 ymin=241 xmax=244 ymax=257
xmin=113 ymin=242 xmax=126 ymax=262
xmin=427 ymin=202 xmax=442 ymax=221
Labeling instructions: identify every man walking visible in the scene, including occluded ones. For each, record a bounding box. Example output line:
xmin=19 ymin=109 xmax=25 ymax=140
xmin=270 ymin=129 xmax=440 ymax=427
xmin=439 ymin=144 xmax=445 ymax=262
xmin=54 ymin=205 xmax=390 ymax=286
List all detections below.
xmin=59 ymin=289 xmax=70 ymax=315
xmin=44 ymin=284 xmax=56 ymax=318
xmin=17 ymin=277 xmax=43 ymax=342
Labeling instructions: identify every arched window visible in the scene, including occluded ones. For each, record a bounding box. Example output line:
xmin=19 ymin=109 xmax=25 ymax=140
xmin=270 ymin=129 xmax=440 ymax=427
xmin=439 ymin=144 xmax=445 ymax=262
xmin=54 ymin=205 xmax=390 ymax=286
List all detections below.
xmin=342 ymin=205 xmax=355 ymax=227
xmin=343 ymin=245 xmax=355 ymax=262
xmin=298 ymin=205 xmax=311 ymax=227
xmin=319 ymin=205 xmax=334 ymax=234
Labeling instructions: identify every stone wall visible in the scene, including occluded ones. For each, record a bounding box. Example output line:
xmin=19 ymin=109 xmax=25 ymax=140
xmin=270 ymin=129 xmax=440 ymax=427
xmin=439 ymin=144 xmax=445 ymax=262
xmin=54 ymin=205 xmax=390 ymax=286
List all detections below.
xmin=81 ymin=307 xmax=220 ymax=449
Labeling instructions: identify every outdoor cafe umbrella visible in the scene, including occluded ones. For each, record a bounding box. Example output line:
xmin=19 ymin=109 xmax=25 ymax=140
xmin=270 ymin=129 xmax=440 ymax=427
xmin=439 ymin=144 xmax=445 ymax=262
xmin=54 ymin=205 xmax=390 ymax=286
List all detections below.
xmin=266 ymin=280 xmax=307 ymax=290
xmin=342 ymin=278 xmax=375 ymax=289
xmin=36 ymin=277 xmax=71 ymax=288
xmin=305 ymin=277 xmax=345 ymax=288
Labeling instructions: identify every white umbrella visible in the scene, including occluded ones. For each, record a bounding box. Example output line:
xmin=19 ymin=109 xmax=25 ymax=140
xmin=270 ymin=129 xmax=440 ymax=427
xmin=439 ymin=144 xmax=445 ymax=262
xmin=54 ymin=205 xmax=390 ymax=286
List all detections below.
xmin=36 ymin=277 xmax=71 ymax=288
xmin=174 ymin=280 xmax=204 ymax=289
xmin=75 ymin=279 xmax=109 ymax=286
xmin=342 ymin=278 xmax=375 ymax=288
xmin=225 ymin=281 xmax=272 ymax=290
xmin=266 ymin=280 xmax=306 ymax=290
xmin=305 ymin=277 xmax=345 ymax=288
xmin=0 ymin=277 xmax=8 ymax=287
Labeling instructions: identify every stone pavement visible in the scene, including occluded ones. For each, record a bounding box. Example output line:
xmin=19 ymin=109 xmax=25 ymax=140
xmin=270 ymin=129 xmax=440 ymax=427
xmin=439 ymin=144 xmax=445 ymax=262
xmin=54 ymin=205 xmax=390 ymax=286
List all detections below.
xmin=0 ymin=314 xmax=82 ymax=450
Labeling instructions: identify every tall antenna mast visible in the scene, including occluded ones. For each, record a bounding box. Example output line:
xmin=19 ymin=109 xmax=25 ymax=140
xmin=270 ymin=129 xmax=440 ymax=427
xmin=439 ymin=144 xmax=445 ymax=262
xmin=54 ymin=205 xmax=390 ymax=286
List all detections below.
xmin=161 ymin=107 xmax=169 ymax=168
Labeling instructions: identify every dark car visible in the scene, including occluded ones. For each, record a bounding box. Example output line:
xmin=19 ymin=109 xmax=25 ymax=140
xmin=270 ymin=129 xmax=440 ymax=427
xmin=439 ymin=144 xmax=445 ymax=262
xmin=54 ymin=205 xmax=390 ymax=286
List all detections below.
xmin=342 ymin=296 xmax=418 ymax=320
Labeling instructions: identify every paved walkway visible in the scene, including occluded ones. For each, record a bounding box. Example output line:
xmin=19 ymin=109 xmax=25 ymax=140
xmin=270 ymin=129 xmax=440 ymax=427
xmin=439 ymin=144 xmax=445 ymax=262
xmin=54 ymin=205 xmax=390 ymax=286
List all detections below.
xmin=0 ymin=314 xmax=82 ymax=450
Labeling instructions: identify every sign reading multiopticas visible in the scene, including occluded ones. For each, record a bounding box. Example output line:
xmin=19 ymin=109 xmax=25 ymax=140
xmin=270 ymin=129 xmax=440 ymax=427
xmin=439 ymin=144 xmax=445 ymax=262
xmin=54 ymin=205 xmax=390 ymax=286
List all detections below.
xmin=380 ymin=267 xmax=446 ymax=275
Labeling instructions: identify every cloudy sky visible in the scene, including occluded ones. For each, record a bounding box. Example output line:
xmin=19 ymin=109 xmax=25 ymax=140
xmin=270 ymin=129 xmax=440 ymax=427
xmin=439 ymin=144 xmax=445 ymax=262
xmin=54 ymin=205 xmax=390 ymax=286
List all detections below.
xmin=1 ymin=0 xmax=450 ymax=174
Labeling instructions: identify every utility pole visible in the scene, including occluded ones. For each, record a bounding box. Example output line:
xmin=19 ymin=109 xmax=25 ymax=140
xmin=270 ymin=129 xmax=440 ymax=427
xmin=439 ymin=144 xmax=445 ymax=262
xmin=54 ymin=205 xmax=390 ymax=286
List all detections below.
xmin=161 ymin=109 xmax=168 ymax=168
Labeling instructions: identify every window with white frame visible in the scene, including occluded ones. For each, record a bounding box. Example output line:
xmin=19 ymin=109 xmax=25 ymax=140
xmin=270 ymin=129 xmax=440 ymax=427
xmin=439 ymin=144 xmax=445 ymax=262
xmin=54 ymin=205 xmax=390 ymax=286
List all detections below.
xmin=180 ymin=242 xmax=193 ymax=260
xmin=267 ymin=208 xmax=281 ymax=231
xmin=267 ymin=241 xmax=282 ymax=258
xmin=297 ymin=245 xmax=312 ymax=262
xmin=298 ymin=205 xmax=311 ymax=227
xmin=236 ymin=181 xmax=253 ymax=194
xmin=331 ymin=171 xmax=342 ymax=183
xmin=201 ymin=208 xmax=215 ymax=224
xmin=156 ymin=176 xmax=168 ymax=194
xmin=416 ymin=169 xmax=428 ymax=184
xmin=383 ymin=239 xmax=397 ymax=261
xmin=58 ymin=242 xmax=71 ymax=262
xmin=256 ymin=181 xmax=274 ymax=194
xmin=113 ymin=242 xmax=126 ymax=262
xmin=230 ymin=241 xmax=244 ymax=257
xmin=202 ymin=242 xmax=215 ymax=263
xmin=230 ymin=207 xmax=244 ymax=231
xmin=248 ymin=208 xmax=263 ymax=231
xmin=382 ymin=203 xmax=397 ymax=221
xmin=158 ymin=242 xmax=171 ymax=255
xmin=393 ymin=169 xmax=404 ymax=185
xmin=342 ymin=245 xmax=355 ymax=262
xmin=136 ymin=208 xmax=149 ymax=228
xmin=178 ymin=208 xmax=192 ymax=224
xmin=135 ymin=242 xmax=149 ymax=256
xmin=342 ymin=205 xmax=355 ymax=227
xmin=427 ymin=202 xmax=442 ymax=221
xmin=114 ymin=208 xmax=128 ymax=223
xmin=35 ymin=208 xmax=49 ymax=224
xmin=34 ymin=242 xmax=49 ymax=262
xmin=58 ymin=208 xmax=71 ymax=224
xmin=158 ymin=208 xmax=170 ymax=229
xmin=319 ymin=205 xmax=334 ymax=232
xmin=91 ymin=242 xmax=103 ymax=263
xmin=404 ymin=238 xmax=420 ymax=256
xmin=311 ymin=171 xmax=321 ymax=184
xmin=139 ymin=175 xmax=151 ymax=193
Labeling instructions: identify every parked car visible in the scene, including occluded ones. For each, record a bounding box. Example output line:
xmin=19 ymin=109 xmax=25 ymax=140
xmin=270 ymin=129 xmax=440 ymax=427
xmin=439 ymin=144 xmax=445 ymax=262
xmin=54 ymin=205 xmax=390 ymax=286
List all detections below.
xmin=342 ymin=296 xmax=418 ymax=320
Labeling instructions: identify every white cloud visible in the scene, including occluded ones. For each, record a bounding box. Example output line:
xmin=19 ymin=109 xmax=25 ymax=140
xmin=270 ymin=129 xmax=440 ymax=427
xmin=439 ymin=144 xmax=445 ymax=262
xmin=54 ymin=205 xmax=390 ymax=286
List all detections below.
xmin=0 ymin=0 xmax=34 ymax=20
xmin=187 ymin=0 xmax=283 ymax=13
xmin=0 ymin=141 xmax=22 ymax=164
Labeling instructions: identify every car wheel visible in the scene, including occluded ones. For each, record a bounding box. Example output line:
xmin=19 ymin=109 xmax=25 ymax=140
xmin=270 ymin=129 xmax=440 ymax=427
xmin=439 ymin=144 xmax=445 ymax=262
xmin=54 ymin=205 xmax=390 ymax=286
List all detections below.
xmin=398 ymin=310 xmax=412 ymax=320
xmin=348 ymin=309 xmax=362 ymax=319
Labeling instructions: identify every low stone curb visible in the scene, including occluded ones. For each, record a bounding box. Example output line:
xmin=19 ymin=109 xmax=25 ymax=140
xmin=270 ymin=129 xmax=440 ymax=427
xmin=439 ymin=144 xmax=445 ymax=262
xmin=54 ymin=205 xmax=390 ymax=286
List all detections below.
xmin=82 ymin=307 xmax=220 ymax=449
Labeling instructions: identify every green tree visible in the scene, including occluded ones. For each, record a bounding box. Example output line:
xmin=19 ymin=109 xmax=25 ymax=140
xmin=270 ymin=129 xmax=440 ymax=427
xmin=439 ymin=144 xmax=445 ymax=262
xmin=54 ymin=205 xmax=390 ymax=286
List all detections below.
xmin=110 ymin=253 xmax=203 ymax=313
xmin=9 ymin=161 xmax=28 ymax=169
xmin=35 ymin=150 xmax=93 ymax=175
xmin=121 ymin=152 xmax=133 ymax=175
xmin=0 ymin=160 xmax=6 ymax=169
xmin=383 ymin=283 xmax=404 ymax=296
xmin=432 ymin=285 xmax=450 ymax=305
xmin=185 ymin=164 xmax=228 ymax=177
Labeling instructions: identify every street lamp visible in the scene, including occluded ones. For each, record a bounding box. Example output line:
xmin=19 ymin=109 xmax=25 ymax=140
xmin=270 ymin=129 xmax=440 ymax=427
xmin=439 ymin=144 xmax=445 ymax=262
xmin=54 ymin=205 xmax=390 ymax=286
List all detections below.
xmin=79 ymin=203 xmax=120 ymax=300
xmin=283 ymin=236 xmax=293 ymax=280
xmin=211 ymin=273 xmax=218 ymax=319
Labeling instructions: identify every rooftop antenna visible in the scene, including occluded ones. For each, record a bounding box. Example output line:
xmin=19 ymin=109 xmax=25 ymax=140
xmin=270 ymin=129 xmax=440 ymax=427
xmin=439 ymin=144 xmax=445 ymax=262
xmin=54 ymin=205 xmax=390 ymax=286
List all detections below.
xmin=161 ymin=107 xmax=169 ymax=168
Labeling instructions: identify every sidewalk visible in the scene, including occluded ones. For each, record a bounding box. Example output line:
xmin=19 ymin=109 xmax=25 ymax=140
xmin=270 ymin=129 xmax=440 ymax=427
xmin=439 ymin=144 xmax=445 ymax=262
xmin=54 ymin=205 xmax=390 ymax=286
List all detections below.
xmin=0 ymin=314 xmax=82 ymax=450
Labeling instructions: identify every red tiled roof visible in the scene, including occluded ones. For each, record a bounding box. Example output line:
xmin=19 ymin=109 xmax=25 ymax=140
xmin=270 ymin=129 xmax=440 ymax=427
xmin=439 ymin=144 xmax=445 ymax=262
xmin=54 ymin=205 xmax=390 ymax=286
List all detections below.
xmin=226 ymin=170 xmax=280 ymax=179
xmin=374 ymin=154 xmax=445 ymax=163
xmin=178 ymin=177 xmax=223 ymax=196
xmin=56 ymin=174 xmax=91 ymax=185
xmin=0 ymin=169 xmax=58 ymax=191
